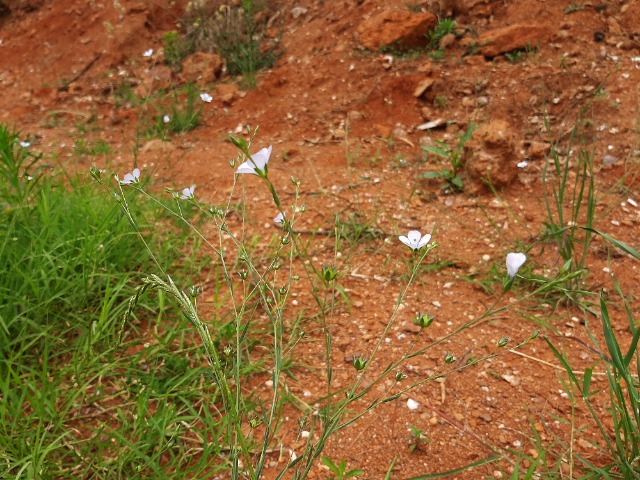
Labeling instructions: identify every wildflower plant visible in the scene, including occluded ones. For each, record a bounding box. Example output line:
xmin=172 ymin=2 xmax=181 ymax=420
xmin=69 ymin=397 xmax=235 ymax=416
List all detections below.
xmin=99 ymin=125 xmax=542 ymax=479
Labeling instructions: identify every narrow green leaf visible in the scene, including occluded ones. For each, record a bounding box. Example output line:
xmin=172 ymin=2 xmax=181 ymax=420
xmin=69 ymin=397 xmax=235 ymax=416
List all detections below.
xmin=421 ymin=171 xmax=445 ymax=179
xmin=403 ymin=455 xmax=500 ymax=479
xmin=581 ymin=227 xmax=640 ymax=260
xmin=582 ymin=367 xmax=593 ymax=398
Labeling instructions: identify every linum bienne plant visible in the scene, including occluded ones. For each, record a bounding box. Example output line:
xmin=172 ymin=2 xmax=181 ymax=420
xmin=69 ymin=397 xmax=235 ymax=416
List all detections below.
xmin=101 ymin=129 xmax=542 ymax=479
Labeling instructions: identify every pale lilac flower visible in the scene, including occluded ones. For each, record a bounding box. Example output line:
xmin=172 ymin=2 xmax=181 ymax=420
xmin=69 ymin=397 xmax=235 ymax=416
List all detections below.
xmin=143 ymin=48 xmax=153 ymax=57
xmin=274 ymin=212 xmax=285 ymax=225
xmin=236 ymin=146 xmax=272 ymax=176
xmin=19 ymin=141 xmax=31 ymax=148
xmin=163 ymin=115 xmax=171 ymax=124
xmin=399 ymin=230 xmax=431 ymax=251
xmin=200 ymin=92 xmax=213 ymax=103
xmin=506 ymin=252 xmax=527 ymax=278
xmin=179 ymin=185 xmax=195 ymax=200
xmin=119 ymin=168 xmax=141 ymax=185
xmin=406 ymin=398 xmax=419 ymax=411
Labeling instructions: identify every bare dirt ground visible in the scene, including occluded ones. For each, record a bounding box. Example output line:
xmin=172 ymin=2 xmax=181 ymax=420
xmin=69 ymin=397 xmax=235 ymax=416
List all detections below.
xmin=2 ymin=0 xmax=639 ymax=478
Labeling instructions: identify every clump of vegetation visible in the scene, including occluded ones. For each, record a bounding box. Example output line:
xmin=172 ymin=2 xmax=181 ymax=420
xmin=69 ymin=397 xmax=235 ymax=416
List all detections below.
xmin=163 ymin=30 xmax=191 ymax=70
xmin=421 ymin=124 xmax=476 ymax=192
xmin=181 ymin=0 xmax=279 ymax=88
xmin=151 ymin=83 xmax=205 ymax=137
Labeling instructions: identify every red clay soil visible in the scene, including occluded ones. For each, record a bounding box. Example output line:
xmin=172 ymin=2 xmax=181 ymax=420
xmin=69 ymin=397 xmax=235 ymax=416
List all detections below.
xmin=2 ymin=0 xmax=639 ymax=478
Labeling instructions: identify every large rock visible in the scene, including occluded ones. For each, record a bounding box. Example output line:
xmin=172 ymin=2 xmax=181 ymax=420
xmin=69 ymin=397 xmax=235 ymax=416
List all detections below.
xmin=358 ymin=10 xmax=437 ymax=51
xmin=478 ymin=24 xmax=551 ymax=57
xmin=181 ymin=52 xmax=223 ymax=85
xmin=464 ymin=120 xmax=518 ymax=191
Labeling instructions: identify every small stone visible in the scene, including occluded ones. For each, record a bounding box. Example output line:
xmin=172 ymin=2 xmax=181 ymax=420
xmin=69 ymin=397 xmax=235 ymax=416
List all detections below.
xmin=420 ymin=106 xmax=434 ymax=120
xmin=407 ymin=398 xmax=419 ymax=410
xmin=439 ymin=33 xmax=456 ymax=50
xmin=462 ymin=96 xmax=475 ymax=107
xmin=403 ymin=323 xmax=422 ymax=334
xmin=502 ymin=374 xmax=521 ymax=386
xmin=417 ymin=118 xmax=445 ymax=130
xmin=414 ymin=78 xmax=435 ymax=97
xmin=526 ymin=141 xmax=550 ymax=159
xmin=291 ymin=6 xmax=307 ymax=18
xmin=478 ymin=413 xmax=492 ymax=422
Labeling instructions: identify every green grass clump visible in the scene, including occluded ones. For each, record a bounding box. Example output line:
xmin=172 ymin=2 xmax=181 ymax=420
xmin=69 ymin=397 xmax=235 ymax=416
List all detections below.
xmin=183 ymin=0 xmax=279 ymax=89
xmin=163 ymin=30 xmax=191 ymax=70
xmin=539 ymin=111 xmax=597 ymax=310
xmin=421 ymin=123 xmax=476 ymax=193
xmin=155 ymin=83 xmax=204 ymax=137
xmin=0 ymin=123 xmax=217 ymax=478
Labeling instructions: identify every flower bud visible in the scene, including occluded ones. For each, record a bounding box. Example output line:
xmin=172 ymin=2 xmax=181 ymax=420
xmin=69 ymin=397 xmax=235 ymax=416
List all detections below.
xmin=188 ymin=285 xmax=203 ymax=298
xmin=414 ymin=313 xmax=434 ymax=328
xmin=89 ymin=165 xmax=101 ymax=180
xmin=352 ymin=356 xmax=367 ymax=371
xmin=322 ymin=266 xmax=338 ymax=282
xmin=497 ymin=337 xmax=509 ymax=348
xmin=444 ymin=352 xmax=455 ymax=364
xmin=248 ymin=417 xmax=261 ymax=429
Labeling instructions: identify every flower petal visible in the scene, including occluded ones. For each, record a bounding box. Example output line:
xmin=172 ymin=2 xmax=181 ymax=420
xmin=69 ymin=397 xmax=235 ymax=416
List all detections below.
xmin=236 ymin=161 xmax=258 ymax=175
xmin=250 ymin=145 xmax=272 ymax=170
xmin=399 ymin=235 xmax=411 ymax=248
xmin=180 ymin=185 xmax=195 ymax=199
xmin=506 ymin=252 xmax=527 ymax=278
xmin=417 ymin=233 xmax=431 ymax=249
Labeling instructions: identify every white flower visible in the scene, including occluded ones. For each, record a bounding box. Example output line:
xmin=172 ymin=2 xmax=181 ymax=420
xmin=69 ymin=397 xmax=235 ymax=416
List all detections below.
xmin=19 ymin=140 xmax=31 ymax=148
xmin=143 ymin=48 xmax=153 ymax=57
xmin=406 ymin=398 xmax=419 ymax=411
xmin=180 ymin=185 xmax=195 ymax=200
xmin=163 ymin=115 xmax=171 ymax=124
xmin=506 ymin=252 xmax=527 ymax=279
xmin=399 ymin=230 xmax=431 ymax=251
xmin=517 ymin=161 xmax=528 ymax=168
xmin=236 ymin=146 xmax=272 ymax=176
xmin=200 ymin=92 xmax=213 ymax=103
xmin=120 ymin=168 xmax=141 ymax=185
xmin=274 ymin=212 xmax=285 ymax=225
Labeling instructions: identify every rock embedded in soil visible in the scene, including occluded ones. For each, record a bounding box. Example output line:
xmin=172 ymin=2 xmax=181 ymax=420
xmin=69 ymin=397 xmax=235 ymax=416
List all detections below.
xmin=357 ymin=10 xmax=437 ymax=51
xmin=478 ymin=24 xmax=552 ymax=57
xmin=181 ymin=52 xmax=223 ymax=85
xmin=464 ymin=119 xmax=519 ymax=191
